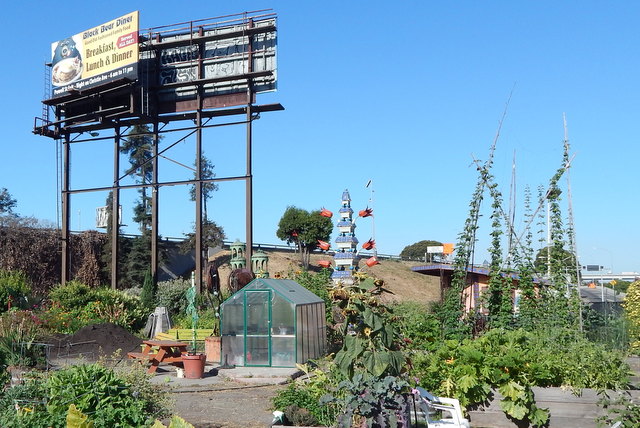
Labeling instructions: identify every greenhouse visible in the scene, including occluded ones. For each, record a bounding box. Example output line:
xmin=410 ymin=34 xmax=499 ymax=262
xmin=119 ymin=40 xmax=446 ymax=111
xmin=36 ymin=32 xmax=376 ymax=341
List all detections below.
xmin=220 ymin=278 xmax=326 ymax=367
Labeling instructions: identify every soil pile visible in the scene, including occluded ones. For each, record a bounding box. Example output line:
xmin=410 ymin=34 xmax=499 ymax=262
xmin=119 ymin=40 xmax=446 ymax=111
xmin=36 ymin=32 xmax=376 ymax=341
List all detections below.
xmin=49 ymin=323 xmax=143 ymax=360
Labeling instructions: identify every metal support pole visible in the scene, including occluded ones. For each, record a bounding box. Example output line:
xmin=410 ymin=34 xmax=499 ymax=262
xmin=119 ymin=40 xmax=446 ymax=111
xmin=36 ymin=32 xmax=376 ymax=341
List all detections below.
xmin=151 ymin=122 xmax=159 ymax=284
xmin=245 ymin=101 xmax=253 ymax=272
xmin=111 ymin=127 xmax=121 ymax=289
xmin=195 ymin=109 xmax=203 ymax=292
xmin=61 ymin=134 xmax=71 ymax=284
xmin=245 ymin=18 xmax=255 ymax=272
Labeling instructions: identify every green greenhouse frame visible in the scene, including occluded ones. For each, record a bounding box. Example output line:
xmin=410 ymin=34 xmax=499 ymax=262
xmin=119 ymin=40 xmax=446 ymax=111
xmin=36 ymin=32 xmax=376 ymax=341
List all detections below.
xmin=219 ymin=278 xmax=326 ymax=367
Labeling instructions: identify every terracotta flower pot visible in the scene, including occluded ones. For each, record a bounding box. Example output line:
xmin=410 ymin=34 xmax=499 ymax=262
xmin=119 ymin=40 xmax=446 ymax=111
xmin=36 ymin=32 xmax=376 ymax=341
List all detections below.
xmin=182 ymin=354 xmax=206 ymax=379
xmin=205 ymin=336 xmax=221 ymax=363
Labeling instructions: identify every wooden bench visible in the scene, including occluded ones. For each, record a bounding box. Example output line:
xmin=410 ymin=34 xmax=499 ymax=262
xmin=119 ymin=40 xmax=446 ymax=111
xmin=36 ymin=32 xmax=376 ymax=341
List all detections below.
xmin=127 ymin=352 xmax=156 ymax=360
xmin=127 ymin=340 xmax=189 ymax=373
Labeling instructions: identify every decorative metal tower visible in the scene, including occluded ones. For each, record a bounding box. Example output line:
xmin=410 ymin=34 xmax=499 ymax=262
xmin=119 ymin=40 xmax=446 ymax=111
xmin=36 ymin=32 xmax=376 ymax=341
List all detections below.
xmin=331 ymin=190 xmax=359 ymax=285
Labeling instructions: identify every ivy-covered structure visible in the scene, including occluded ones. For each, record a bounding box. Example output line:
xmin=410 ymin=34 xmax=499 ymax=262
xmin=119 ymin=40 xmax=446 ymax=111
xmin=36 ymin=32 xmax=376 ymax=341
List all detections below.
xmin=219 ymin=278 xmax=326 ymax=367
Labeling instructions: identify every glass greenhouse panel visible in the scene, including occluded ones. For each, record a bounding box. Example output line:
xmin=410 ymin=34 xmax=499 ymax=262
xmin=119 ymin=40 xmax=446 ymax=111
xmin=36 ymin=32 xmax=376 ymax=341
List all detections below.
xmin=221 ymin=298 xmax=244 ymax=335
xmin=221 ymin=335 xmax=244 ymax=366
xmin=246 ymin=336 xmax=269 ymax=365
xmin=271 ymin=292 xmax=294 ymax=336
xmin=272 ymin=336 xmax=295 ymax=366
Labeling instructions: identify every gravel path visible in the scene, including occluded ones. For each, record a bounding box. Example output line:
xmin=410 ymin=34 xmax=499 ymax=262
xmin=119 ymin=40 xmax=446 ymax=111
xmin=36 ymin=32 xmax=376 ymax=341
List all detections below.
xmin=170 ymin=383 xmax=284 ymax=427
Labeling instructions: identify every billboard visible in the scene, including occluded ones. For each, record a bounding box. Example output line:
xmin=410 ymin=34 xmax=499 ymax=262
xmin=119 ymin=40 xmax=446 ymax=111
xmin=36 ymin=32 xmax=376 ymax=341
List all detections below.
xmin=51 ymin=11 xmax=139 ymax=98
xmin=96 ymin=205 xmax=122 ymax=228
xmin=147 ymin=17 xmax=277 ymax=113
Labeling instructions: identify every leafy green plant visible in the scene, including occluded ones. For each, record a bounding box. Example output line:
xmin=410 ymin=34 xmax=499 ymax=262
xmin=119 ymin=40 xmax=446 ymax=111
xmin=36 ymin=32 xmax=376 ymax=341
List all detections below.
xmin=597 ymin=391 xmax=640 ymax=428
xmin=272 ymin=361 xmax=343 ymax=426
xmin=43 ymin=283 xmax=146 ymax=333
xmin=623 ymin=280 xmax=640 ymax=353
xmin=155 ymin=278 xmax=191 ymax=317
xmin=0 ymin=310 xmax=46 ymax=368
xmin=0 ymin=362 xmax=171 ymax=427
xmin=330 ymin=275 xmax=405 ymax=378
xmin=320 ymin=373 xmax=410 ymax=428
xmin=391 ymin=301 xmax=441 ymax=351
xmin=410 ymin=328 xmax=630 ymax=427
xmin=0 ymin=270 xmax=31 ymax=312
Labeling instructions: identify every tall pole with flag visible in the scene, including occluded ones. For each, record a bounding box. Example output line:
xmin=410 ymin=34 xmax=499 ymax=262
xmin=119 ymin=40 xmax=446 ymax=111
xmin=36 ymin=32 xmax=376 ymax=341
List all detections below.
xmin=366 ymin=179 xmax=377 ymax=257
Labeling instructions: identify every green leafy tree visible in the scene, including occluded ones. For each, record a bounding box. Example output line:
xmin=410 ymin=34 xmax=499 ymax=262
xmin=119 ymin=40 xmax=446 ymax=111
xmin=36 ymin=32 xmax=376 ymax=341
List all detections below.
xmin=399 ymin=240 xmax=443 ymax=260
xmin=183 ymin=154 xmax=225 ymax=254
xmin=189 ymin=154 xmax=218 ymax=222
xmin=119 ymin=125 xmax=159 ymax=285
xmin=0 ymin=188 xmax=16 ymax=215
xmin=120 ymin=124 xmax=155 ymax=232
xmin=180 ymin=220 xmax=226 ymax=254
xmin=276 ymin=206 xmax=333 ymax=269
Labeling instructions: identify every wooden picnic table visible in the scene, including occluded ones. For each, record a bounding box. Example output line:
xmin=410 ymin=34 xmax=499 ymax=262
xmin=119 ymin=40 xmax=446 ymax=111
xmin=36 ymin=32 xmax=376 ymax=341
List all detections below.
xmin=127 ymin=340 xmax=189 ymax=374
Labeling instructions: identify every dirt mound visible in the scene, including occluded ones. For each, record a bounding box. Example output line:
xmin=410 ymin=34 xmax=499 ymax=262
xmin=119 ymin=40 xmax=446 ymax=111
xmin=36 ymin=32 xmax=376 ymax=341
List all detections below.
xmin=49 ymin=323 xmax=142 ymax=360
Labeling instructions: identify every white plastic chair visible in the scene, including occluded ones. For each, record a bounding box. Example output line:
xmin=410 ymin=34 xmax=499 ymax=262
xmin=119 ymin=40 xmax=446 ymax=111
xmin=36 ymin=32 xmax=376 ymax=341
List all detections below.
xmin=412 ymin=387 xmax=470 ymax=428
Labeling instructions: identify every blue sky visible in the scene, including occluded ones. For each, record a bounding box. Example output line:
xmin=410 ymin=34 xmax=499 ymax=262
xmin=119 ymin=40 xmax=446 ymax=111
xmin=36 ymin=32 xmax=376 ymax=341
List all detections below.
xmin=1 ymin=1 xmax=638 ymax=273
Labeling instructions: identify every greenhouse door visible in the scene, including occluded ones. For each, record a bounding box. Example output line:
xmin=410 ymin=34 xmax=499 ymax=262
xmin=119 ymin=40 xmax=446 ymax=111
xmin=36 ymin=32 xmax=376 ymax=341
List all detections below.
xmin=245 ymin=290 xmax=271 ymax=366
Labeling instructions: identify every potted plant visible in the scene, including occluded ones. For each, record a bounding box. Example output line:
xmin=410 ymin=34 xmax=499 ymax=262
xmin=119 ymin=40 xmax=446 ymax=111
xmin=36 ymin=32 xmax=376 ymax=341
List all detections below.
xmin=181 ymin=275 xmax=206 ymax=379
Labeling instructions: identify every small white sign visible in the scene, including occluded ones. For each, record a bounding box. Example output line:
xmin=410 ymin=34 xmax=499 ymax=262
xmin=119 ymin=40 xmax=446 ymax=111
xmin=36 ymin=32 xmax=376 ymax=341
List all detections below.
xmin=96 ymin=205 xmax=122 ymax=228
xmin=427 ymin=246 xmax=444 ymax=254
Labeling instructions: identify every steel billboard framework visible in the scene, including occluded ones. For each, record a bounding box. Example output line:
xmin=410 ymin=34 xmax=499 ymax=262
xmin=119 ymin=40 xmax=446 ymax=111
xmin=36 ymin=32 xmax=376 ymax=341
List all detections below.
xmin=33 ymin=10 xmax=283 ymax=291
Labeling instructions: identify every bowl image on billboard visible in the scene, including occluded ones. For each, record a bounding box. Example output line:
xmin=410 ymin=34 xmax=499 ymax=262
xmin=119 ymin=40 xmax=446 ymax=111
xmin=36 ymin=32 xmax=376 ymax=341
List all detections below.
xmin=51 ymin=36 xmax=83 ymax=87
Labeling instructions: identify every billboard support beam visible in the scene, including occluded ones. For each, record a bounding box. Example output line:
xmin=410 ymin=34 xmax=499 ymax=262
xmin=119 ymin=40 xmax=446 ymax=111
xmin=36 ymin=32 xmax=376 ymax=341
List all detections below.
xmin=61 ymin=135 xmax=71 ymax=284
xmin=195 ymin=107 xmax=203 ymax=293
xmin=245 ymin=18 xmax=255 ymax=273
xmin=151 ymin=122 xmax=159 ymax=284
xmin=111 ymin=127 xmax=121 ymax=289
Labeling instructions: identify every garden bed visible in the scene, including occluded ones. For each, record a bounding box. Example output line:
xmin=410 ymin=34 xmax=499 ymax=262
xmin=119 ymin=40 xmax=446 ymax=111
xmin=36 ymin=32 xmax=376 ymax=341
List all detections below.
xmin=469 ymin=387 xmax=640 ymax=428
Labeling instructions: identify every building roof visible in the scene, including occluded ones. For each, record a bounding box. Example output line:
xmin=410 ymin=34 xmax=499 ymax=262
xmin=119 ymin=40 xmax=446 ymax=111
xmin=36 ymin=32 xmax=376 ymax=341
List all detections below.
xmin=239 ymin=278 xmax=324 ymax=305
xmin=412 ymin=263 xmax=545 ymax=283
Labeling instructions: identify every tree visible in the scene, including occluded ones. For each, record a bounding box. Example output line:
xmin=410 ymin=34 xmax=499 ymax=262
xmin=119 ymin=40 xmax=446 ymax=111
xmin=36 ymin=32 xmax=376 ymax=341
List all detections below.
xmin=400 ymin=240 xmax=443 ymax=260
xmin=276 ymin=206 xmax=333 ymax=269
xmin=0 ymin=188 xmax=17 ymax=215
xmin=189 ymin=154 xmax=218 ymax=221
xmin=120 ymin=124 xmax=155 ymax=232
xmin=181 ymin=220 xmax=226 ymax=254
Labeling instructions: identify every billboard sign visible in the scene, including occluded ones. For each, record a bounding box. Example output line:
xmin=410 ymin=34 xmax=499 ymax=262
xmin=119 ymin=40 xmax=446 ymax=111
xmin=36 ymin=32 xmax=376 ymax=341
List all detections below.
xmin=149 ymin=17 xmax=277 ymax=112
xmin=96 ymin=205 xmax=122 ymax=228
xmin=51 ymin=11 xmax=139 ymax=98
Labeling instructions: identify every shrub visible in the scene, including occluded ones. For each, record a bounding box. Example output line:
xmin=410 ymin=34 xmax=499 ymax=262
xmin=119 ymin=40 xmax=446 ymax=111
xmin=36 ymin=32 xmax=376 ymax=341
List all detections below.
xmin=272 ymin=362 xmax=342 ymax=426
xmin=155 ymin=278 xmax=191 ymax=317
xmin=391 ymin=301 xmax=441 ymax=351
xmin=43 ymin=282 xmax=146 ymax=333
xmin=410 ymin=328 xmax=630 ymax=426
xmin=48 ymin=281 xmax=94 ymax=309
xmin=0 ymin=310 xmax=46 ymax=369
xmin=320 ymin=373 xmax=411 ymax=428
xmin=623 ymin=280 xmax=640 ymax=353
xmin=0 ymin=362 xmax=171 ymax=427
xmin=0 ymin=270 xmax=31 ymax=312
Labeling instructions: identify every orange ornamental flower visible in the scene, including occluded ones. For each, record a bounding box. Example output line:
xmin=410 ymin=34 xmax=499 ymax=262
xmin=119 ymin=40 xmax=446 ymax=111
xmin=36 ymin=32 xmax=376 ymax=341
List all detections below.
xmin=358 ymin=207 xmax=374 ymax=218
xmin=362 ymin=238 xmax=375 ymax=250
xmin=317 ymin=240 xmax=330 ymax=251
